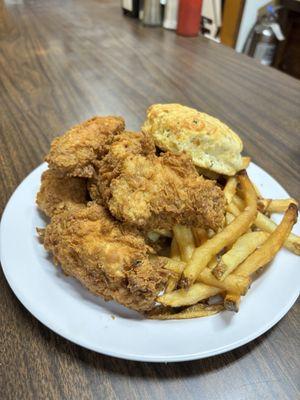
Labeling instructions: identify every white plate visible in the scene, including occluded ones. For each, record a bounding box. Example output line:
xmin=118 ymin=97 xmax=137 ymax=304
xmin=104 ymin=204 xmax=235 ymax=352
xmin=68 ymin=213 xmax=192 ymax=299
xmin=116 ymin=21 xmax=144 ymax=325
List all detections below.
xmin=1 ymin=163 xmax=299 ymax=362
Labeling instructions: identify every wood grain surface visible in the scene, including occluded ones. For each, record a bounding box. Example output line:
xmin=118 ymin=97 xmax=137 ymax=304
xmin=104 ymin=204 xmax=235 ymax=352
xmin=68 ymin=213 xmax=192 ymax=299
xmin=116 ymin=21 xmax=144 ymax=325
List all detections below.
xmin=0 ymin=1 xmax=299 ymax=399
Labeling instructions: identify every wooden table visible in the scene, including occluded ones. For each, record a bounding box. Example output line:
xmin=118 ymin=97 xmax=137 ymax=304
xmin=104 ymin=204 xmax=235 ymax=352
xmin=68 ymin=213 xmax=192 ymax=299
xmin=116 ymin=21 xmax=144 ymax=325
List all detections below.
xmin=1 ymin=1 xmax=299 ymax=399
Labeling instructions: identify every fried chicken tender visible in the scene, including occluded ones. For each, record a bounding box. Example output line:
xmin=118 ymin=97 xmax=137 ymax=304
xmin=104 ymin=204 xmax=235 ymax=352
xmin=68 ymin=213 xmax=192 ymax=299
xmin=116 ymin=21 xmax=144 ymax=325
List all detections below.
xmin=38 ymin=119 xmax=226 ymax=313
xmin=93 ymin=131 xmax=226 ymax=231
xmin=89 ymin=130 xmax=155 ymax=204
xmin=45 ymin=116 xmax=125 ymax=178
xmin=36 ymin=169 xmax=87 ymax=217
xmin=109 ymin=153 xmax=225 ymax=230
xmin=41 ymin=202 xmax=170 ymax=311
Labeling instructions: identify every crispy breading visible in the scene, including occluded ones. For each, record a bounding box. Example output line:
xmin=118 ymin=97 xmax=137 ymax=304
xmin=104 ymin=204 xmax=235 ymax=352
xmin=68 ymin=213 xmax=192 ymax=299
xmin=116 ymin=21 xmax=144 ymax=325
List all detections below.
xmin=89 ymin=130 xmax=155 ymax=204
xmin=41 ymin=202 xmax=170 ymax=311
xmin=38 ymin=121 xmax=226 ymax=313
xmin=92 ymin=131 xmax=226 ymax=230
xmin=36 ymin=169 xmax=87 ymax=217
xmin=108 ymin=153 xmax=225 ymax=230
xmin=45 ymin=116 xmax=125 ymax=178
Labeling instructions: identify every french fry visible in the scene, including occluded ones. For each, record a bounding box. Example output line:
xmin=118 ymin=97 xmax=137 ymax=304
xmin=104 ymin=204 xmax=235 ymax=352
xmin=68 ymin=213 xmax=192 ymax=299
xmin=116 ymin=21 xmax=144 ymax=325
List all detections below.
xmin=227 ymin=201 xmax=242 ymax=217
xmin=153 ymin=229 xmax=172 ymax=237
xmin=168 ymin=254 xmax=246 ymax=295
xmin=212 ymin=231 xmax=269 ymax=280
xmin=233 ymin=195 xmax=300 ymax=255
xmin=147 ymin=231 xmax=161 ymax=242
xmin=165 ymin=280 xmax=178 ymax=293
xmin=192 ymin=227 xmax=208 ymax=246
xmin=164 ymin=248 xmax=185 ymax=292
xmin=165 ymin=280 xmax=177 ymax=293
xmin=182 ymin=171 xmax=257 ymax=286
xmin=197 ymin=268 xmax=250 ymax=295
xmin=241 ymin=156 xmax=251 ymax=170
xmin=235 ymin=204 xmax=298 ymax=276
xmin=173 ymin=225 xmax=195 ymax=262
xmin=258 ymin=198 xmax=298 ymax=213
xmin=237 ymin=181 xmax=262 ymax=199
xmin=170 ymin=237 xmax=181 ymax=261
xmin=225 ymin=212 xmax=235 ymax=225
xmin=253 ymin=183 xmax=262 ymax=199
xmin=207 ymin=229 xmax=215 ymax=238
xmin=147 ymin=303 xmax=223 ymax=320
xmin=207 ymin=257 xmax=217 ymax=270
xmin=224 ymin=204 xmax=298 ymax=313
xmin=148 ymin=229 xmax=173 ymax=242
xmin=255 ymin=210 xmax=300 ymax=255
xmin=161 ymin=173 xmax=298 ymax=316
xmin=232 ymin=194 xmax=244 ymax=210
xmin=157 ymin=283 xmax=221 ymax=307
xmin=224 ymin=293 xmax=241 ymax=312
xmin=163 ymin=258 xmax=185 ymax=275
xmin=223 ymin=177 xmax=237 ymax=204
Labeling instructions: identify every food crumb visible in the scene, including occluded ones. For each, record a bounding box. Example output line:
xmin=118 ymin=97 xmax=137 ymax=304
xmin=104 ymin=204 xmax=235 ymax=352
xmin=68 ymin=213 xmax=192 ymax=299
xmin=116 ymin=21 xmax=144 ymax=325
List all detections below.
xmin=111 ymin=315 xmax=116 ymax=320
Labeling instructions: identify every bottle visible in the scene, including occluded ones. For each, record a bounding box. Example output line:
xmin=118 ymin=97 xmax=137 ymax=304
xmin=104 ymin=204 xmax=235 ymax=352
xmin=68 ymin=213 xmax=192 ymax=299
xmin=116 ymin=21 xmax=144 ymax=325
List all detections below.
xmin=143 ymin=0 xmax=162 ymax=26
xmin=139 ymin=0 xmax=144 ymax=20
xmin=163 ymin=0 xmax=179 ymax=30
xmin=243 ymin=6 xmax=284 ymax=66
xmin=122 ymin=0 xmax=140 ymax=18
xmin=177 ymin=0 xmax=202 ymax=37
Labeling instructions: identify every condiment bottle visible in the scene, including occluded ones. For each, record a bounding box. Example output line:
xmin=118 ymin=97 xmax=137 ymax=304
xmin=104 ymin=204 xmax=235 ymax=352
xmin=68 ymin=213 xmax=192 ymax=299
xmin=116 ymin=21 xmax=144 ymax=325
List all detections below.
xmin=176 ymin=0 xmax=202 ymax=37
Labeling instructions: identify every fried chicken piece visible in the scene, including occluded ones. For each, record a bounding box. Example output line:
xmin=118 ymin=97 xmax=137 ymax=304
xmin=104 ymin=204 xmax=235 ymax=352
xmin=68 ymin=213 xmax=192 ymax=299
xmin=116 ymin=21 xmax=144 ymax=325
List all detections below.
xmin=108 ymin=153 xmax=225 ymax=230
xmin=45 ymin=116 xmax=125 ymax=178
xmin=36 ymin=169 xmax=87 ymax=217
xmin=88 ymin=130 xmax=155 ymax=204
xmin=92 ymin=131 xmax=226 ymax=231
xmin=41 ymin=202 xmax=170 ymax=311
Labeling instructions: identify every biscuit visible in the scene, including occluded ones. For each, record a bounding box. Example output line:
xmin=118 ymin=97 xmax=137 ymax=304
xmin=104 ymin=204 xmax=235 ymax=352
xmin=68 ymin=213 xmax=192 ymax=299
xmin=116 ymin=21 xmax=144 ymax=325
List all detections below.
xmin=142 ymin=104 xmax=243 ymax=176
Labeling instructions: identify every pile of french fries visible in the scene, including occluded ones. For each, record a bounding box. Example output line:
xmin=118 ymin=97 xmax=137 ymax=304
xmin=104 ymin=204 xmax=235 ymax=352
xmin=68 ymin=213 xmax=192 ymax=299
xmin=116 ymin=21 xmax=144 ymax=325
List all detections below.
xmin=149 ymin=160 xmax=299 ymax=320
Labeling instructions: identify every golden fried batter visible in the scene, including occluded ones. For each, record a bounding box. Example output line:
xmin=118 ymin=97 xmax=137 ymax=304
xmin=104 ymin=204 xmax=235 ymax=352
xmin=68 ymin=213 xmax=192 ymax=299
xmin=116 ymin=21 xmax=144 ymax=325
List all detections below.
xmin=89 ymin=130 xmax=155 ymax=204
xmin=41 ymin=202 xmax=170 ymax=311
xmin=36 ymin=169 xmax=87 ymax=217
xmin=109 ymin=153 xmax=225 ymax=230
xmin=38 ymin=117 xmax=227 ymax=313
xmin=93 ymin=131 xmax=226 ymax=231
xmin=45 ymin=116 xmax=125 ymax=178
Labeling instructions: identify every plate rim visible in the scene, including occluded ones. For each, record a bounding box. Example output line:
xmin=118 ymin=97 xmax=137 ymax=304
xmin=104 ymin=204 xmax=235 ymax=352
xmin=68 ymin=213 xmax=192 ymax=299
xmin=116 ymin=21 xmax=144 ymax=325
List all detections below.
xmin=0 ymin=162 xmax=299 ymax=363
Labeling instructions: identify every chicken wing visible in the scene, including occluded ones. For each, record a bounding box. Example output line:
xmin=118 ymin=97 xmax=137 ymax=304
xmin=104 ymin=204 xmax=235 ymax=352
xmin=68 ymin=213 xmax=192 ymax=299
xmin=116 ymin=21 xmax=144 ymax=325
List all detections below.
xmin=41 ymin=202 xmax=170 ymax=311
xmin=45 ymin=116 xmax=125 ymax=178
xmin=36 ymin=169 xmax=87 ymax=217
